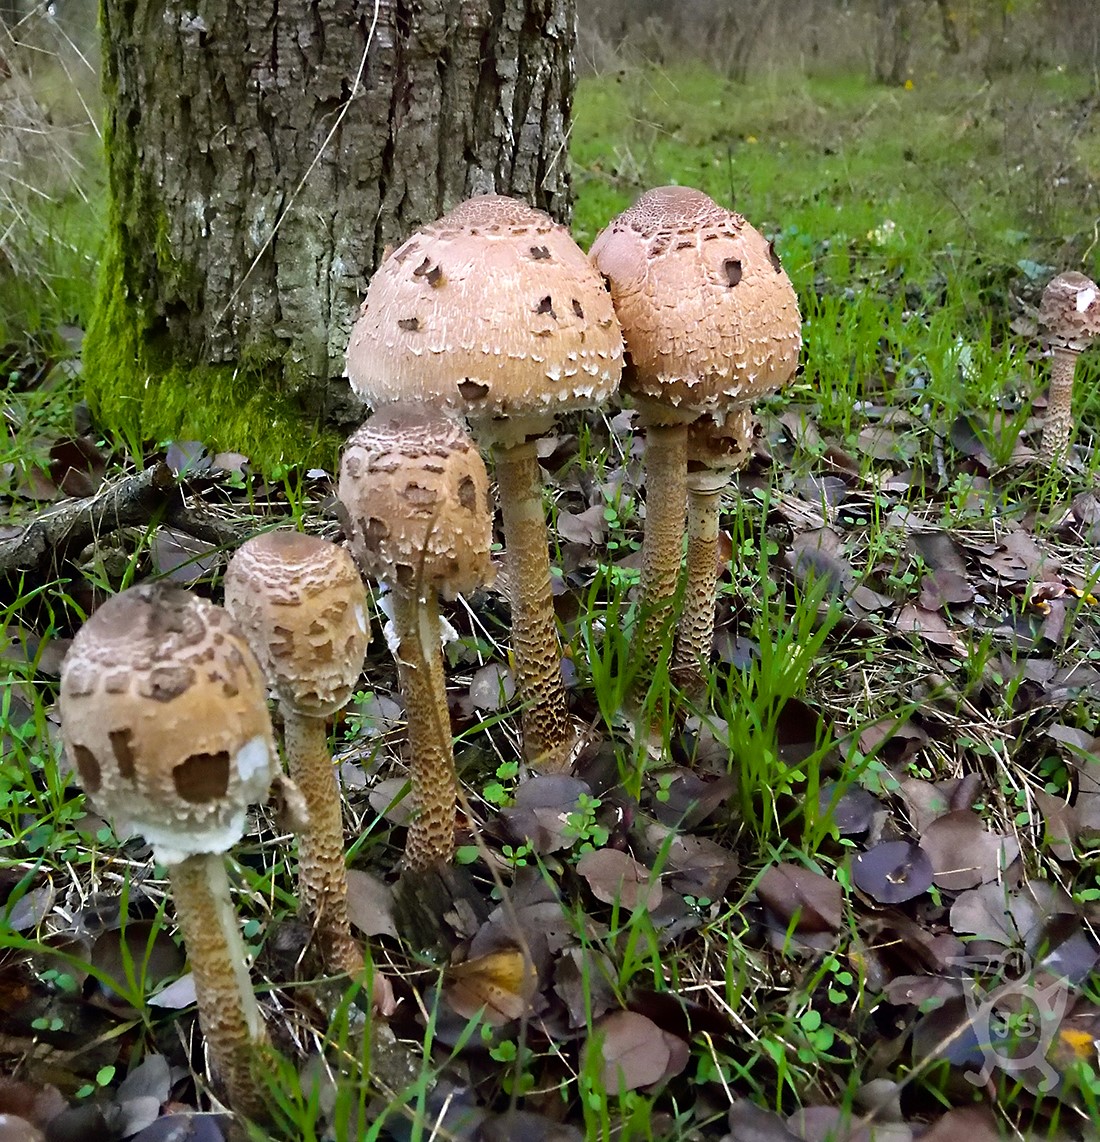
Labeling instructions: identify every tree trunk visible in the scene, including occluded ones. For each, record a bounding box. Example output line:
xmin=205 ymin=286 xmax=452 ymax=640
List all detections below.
xmin=86 ymin=0 xmax=576 ymax=469
xmin=873 ymin=0 xmax=913 ymax=86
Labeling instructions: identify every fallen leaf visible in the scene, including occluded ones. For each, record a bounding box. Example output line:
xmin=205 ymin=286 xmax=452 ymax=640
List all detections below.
xmin=443 ymin=947 xmax=537 ymax=1027
xmin=576 ymin=849 xmax=663 ymax=912
xmin=852 ymin=842 xmax=933 ymax=904
xmin=756 ymin=863 xmax=842 ymax=934
xmin=920 ymin=810 xmax=1019 ymax=890
xmin=345 ymin=869 xmax=397 ymax=939
xmin=590 ymin=1010 xmax=689 ymax=1092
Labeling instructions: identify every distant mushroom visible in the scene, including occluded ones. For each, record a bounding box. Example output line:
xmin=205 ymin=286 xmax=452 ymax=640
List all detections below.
xmin=346 ymin=194 xmax=623 ymax=771
xmin=223 ymin=531 xmax=369 ymax=977
xmin=59 ymin=585 xmax=279 ymax=1122
xmin=338 ymin=405 xmax=494 ymax=869
xmin=591 ymin=186 xmax=801 ymax=697
xmin=671 ymin=408 xmax=755 ymax=698
xmin=1037 ymin=270 xmax=1100 ymax=467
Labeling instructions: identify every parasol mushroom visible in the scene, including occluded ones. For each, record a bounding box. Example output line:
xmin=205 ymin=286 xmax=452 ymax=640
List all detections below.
xmin=59 ymin=585 xmax=279 ymax=1122
xmin=346 ymin=194 xmax=623 ymax=771
xmin=591 ymin=186 xmax=801 ymax=701
xmin=223 ymin=530 xmax=369 ymax=976
xmin=1037 ymin=270 xmax=1100 ymax=467
xmin=338 ymin=405 xmax=494 ymax=869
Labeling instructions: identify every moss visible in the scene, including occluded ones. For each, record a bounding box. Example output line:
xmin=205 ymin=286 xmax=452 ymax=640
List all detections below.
xmin=84 ymin=257 xmax=342 ymax=473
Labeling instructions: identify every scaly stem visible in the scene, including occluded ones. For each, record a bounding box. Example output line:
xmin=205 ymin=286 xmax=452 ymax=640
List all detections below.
xmin=281 ymin=708 xmax=364 ymax=977
xmin=1038 ymin=345 xmax=1078 ymax=467
xmin=494 ymin=440 xmax=573 ymax=771
xmin=391 ymin=589 xmax=457 ymax=869
xmin=671 ymin=473 xmax=727 ymax=701
xmin=630 ymin=421 xmax=689 ymax=706
xmin=169 ymin=853 xmax=271 ymax=1123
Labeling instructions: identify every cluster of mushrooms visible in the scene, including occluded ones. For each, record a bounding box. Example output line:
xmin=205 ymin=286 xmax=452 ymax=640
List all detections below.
xmin=57 ymin=187 xmax=1097 ymax=1124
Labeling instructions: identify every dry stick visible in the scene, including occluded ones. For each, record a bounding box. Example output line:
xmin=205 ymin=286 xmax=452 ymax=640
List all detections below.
xmin=0 ymin=461 xmax=176 ymax=576
xmin=390 ymin=589 xmax=457 ymax=870
xmin=280 ymin=711 xmax=364 ymax=976
xmin=168 ymin=853 xmax=271 ymax=1124
xmin=630 ymin=421 xmax=689 ymax=708
xmin=494 ymin=440 xmax=573 ymax=772
xmin=1037 ymin=344 xmax=1077 ymax=467
xmin=670 ymin=471 xmax=727 ymax=700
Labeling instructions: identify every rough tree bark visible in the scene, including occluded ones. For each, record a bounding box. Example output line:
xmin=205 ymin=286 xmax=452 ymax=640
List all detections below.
xmin=86 ymin=0 xmax=576 ymax=468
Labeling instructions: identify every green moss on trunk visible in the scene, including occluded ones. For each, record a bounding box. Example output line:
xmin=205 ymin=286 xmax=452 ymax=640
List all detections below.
xmin=83 ymin=246 xmax=342 ymax=473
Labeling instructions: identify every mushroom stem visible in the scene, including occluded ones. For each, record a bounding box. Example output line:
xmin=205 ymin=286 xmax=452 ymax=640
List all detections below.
xmin=1038 ymin=344 xmax=1078 ymax=466
xmin=670 ymin=472 xmax=728 ymax=700
xmin=493 ymin=439 xmax=573 ymax=772
xmin=390 ymin=588 xmax=458 ymax=869
xmin=168 ymin=852 xmax=271 ymax=1123
xmin=280 ymin=708 xmax=364 ymax=977
xmin=630 ymin=421 xmax=689 ymax=703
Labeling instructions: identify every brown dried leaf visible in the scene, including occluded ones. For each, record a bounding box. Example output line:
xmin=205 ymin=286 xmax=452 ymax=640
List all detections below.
xmin=576 ymin=849 xmax=663 ymax=912
xmin=443 ymin=947 xmax=537 ymax=1027
xmin=591 ymin=1010 xmax=689 ymax=1092
xmin=919 ymin=810 xmax=1020 ymax=891
xmin=756 ymin=863 xmax=842 ymax=934
xmin=918 ymin=569 xmax=974 ymax=611
xmin=892 ymin=605 xmax=967 ymax=654
xmin=467 ymin=663 xmax=515 ymax=711
xmin=345 ymin=869 xmax=397 ymax=939
xmin=557 ymin=503 xmax=608 ymax=546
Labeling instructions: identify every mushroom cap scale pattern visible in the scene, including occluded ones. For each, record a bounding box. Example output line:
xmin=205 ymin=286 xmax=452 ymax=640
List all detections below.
xmin=1040 ymin=271 xmax=1100 ymax=353
xmin=346 ymin=195 xmax=623 ymax=419
xmin=224 ymin=531 xmax=369 ymax=718
xmin=59 ymin=586 xmax=278 ymax=867
xmin=590 ymin=185 xmax=802 ymax=415
xmin=339 ymin=407 xmax=494 ymax=602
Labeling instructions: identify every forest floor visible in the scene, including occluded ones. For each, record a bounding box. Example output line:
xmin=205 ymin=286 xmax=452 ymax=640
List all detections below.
xmin=3 ymin=44 xmax=1100 ymax=1142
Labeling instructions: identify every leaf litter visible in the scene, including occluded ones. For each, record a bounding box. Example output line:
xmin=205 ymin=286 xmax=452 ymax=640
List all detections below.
xmin=4 ymin=247 xmax=1100 ymax=1142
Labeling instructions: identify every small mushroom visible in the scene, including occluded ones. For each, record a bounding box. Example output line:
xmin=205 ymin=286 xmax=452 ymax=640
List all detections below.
xmin=346 ymin=194 xmax=624 ymax=771
xmin=591 ymin=186 xmax=801 ymax=700
xmin=59 ymin=585 xmax=279 ymax=1122
xmin=223 ymin=531 xmax=369 ymax=977
xmin=672 ymin=408 xmax=755 ymax=698
xmin=1037 ymin=270 xmax=1100 ymax=467
xmin=338 ymin=405 xmax=494 ymax=869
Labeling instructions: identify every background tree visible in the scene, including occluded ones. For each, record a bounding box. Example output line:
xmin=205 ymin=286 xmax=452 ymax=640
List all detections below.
xmin=85 ymin=0 xmax=576 ymax=468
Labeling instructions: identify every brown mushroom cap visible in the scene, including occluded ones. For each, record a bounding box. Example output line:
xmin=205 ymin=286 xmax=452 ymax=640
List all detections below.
xmin=59 ymin=586 xmax=279 ymax=866
xmin=590 ymin=185 xmax=801 ymax=418
xmin=223 ymin=531 xmax=369 ymax=718
xmin=338 ymin=406 xmax=494 ymax=601
xmin=345 ymin=195 xmax=623 ymax=425
xmin=1040 ymin=271 xmax=1100 ymax=352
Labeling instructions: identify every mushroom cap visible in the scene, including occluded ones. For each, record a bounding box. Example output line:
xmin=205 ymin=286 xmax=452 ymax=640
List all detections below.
xmin=1040 ymin=271 xmax=1100 ymax=352
xmin=223 ymin=531 xmax=370 ymax=718
xmin=590 ymin=185 xmax=801 ymax=418
xmin=345 ymin=195 xmax=624 ymax=422
xmin=338 ymin=406 xmax=494 ymax=601
xmin=59 ymin=586 xmax=279 ymax=867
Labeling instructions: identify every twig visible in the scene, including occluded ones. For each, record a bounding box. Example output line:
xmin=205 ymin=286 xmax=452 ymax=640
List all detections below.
xmin=0 ymin=462 xmax=178 ymax=577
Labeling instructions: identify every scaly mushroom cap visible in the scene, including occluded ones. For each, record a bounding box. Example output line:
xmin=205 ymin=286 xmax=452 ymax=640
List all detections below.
xmin=1040 ymin=271 xmax=1100 ymax=352
xmin=339 ymin=407 xmax=494 ymax=601
xmin=223 ymin=531 xmax=369 ymax=718
xmin=346 ymin=195 xmax=623 ymax=422
xmin=590 ymin=185 xmax=801 ymax=417
xmin=59 ymin=586 xmax=278 ymax=866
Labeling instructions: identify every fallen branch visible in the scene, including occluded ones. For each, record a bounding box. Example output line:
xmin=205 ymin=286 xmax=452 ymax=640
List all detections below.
xmin=0 ymin=462 xmax=179 ymax=579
